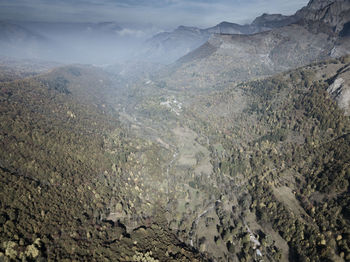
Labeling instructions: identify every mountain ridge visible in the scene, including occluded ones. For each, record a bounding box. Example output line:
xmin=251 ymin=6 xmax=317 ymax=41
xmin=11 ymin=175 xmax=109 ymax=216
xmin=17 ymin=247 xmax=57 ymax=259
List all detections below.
xmin=155 ymin=0 xmax=350 ymax=90
xmin=141 ymin=0 xmax=350 ymax=64
xmin=140 ymin=10 xmax=304 ymax=64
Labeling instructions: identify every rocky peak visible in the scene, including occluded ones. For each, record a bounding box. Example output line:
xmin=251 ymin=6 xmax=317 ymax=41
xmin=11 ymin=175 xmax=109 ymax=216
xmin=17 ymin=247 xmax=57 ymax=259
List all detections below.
xmin=207 ymin=21 xmax=250 ymax=35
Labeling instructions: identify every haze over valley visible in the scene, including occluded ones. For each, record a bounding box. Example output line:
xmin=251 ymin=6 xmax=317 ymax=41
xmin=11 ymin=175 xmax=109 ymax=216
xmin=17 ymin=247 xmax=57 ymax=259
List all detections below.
xmin=0 ymin=0 xmax=350 ymax=261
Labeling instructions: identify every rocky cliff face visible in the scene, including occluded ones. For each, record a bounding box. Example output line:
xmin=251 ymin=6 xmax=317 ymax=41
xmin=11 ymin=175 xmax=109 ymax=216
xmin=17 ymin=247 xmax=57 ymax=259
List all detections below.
xmin=327 ymin=60 xmax=350 ymax=115
xmin=296 ymin=0 xmax=350 ymax=33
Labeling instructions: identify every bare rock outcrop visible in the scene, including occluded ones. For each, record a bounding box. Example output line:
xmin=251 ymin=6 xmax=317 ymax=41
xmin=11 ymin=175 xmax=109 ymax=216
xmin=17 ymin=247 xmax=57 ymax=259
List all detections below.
xmin=327 ymin=63 xmax=350 ymax=115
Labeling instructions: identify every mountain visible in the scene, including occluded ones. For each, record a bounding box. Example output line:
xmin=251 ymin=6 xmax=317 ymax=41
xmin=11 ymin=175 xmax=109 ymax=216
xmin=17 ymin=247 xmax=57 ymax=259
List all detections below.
xmin=140 ymin=26 xmax=210 ymax=64
xmin=251 ymin=13 xmax=299 ymax=29
xmin=206 ymin=21 xmax=256 ymax=35
xmin=209 ymin=14 xmax=299 ymax=35
xmin=141 ymin=9 xmax=310 ymax=64
xmin=156 ymin=0 xmax=350 ymax=91
xmin=141 ymin=0 xmax=350 ymax=65
xmin=141 ymin=13 xmax=302 ymax=64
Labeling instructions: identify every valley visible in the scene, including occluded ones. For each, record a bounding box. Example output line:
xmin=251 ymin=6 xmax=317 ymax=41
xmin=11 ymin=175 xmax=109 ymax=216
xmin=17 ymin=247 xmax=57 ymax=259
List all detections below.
xmin=0 ymin=0 xmax=350 ymax=261
xmin=99 ymin=53 xmax=350 ymax=261
xmin=1 ymin=50 xmax=350 ymax=262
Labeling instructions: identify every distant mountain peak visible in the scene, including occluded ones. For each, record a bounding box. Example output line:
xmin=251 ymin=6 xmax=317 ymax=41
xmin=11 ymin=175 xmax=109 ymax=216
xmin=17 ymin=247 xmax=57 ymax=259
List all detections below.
xmin=252 ymin=13 xmax=291 ymax=23
xmin=252 ymin=13 xmax=299 ymax=28
xmin=217 ymin=21 xmax=236 ymax=26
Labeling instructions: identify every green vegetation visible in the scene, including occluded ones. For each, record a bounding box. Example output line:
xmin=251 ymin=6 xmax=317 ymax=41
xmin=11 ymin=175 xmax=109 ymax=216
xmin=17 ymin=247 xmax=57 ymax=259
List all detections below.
xmin=0 ymin=66 xmax=204 ymax=261
xmin=186 ymin=57 xmax=350 ymax=261
xmin=1 ymin=52 xmax=349 ymax=261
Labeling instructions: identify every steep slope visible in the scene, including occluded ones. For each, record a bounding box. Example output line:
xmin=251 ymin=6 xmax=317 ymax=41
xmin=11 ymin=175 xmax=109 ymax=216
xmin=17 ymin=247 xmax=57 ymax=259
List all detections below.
xmin=0 ymin=65 xmax=205 ymax=261
xmin=327 ymin=60 xmax=350 ymax=115
xmin=159 ymin=0 xmax=350 ymax=91
xmin=295 ymin=0 xmax=350 ymax=33
xmin=182 ymin=56 xmax=350 ymax=261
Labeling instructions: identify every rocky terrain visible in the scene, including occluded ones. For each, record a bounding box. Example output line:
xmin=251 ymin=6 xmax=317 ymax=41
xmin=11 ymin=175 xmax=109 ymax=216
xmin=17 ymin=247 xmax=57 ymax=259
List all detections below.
xmin=327 ymin=62 xmax=350 ymax=115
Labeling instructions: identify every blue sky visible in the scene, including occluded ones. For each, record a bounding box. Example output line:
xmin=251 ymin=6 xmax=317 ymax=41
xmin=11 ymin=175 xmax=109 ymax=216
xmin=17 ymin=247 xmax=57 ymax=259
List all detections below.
xmin=0 ymin=0 xmax=309 ymax=29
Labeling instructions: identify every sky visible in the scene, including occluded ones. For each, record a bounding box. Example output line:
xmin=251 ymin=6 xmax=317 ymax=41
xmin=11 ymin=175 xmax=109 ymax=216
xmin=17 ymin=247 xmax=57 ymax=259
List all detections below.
xmin=0 ymin=0 xmax=310 ymax=29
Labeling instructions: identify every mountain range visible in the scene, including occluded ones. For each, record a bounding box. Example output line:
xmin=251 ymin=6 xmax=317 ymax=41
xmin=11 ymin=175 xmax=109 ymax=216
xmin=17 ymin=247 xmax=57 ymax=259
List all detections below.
xmin=142 ymin=0 xmax=350 ymax=64
xmin=153 ymin=0 xmax=350 ymax=90
xmin=2 ymin=0 xmax=349 ymax=65
xmin=141 ymin=13 xmax=300 ymax=64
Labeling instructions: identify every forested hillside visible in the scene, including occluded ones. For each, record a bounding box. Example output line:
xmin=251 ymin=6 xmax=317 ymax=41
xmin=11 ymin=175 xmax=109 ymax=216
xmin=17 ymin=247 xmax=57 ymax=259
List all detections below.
xmin=0 ymin=66 xmax=204 ymax=261
xmin=184 ymin=56 xmax=350 ymax=261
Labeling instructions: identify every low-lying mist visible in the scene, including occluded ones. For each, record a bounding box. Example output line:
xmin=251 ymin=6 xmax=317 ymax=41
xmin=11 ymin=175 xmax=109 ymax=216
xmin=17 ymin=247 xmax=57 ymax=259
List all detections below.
xmin=0 ymin=21 xmax=161 ymax=65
